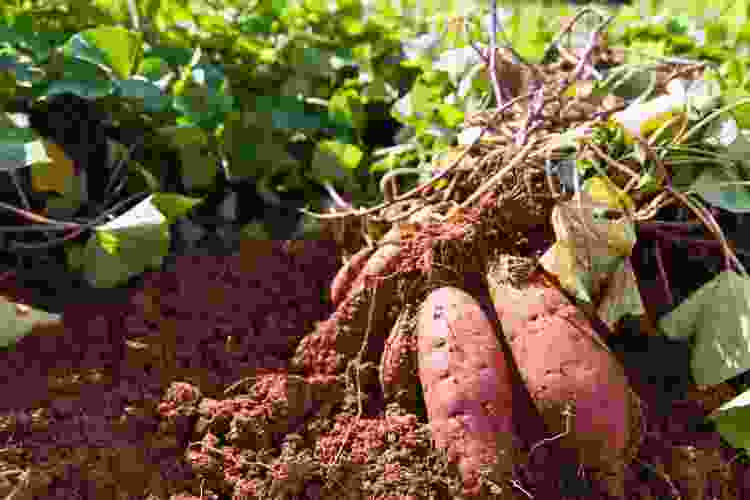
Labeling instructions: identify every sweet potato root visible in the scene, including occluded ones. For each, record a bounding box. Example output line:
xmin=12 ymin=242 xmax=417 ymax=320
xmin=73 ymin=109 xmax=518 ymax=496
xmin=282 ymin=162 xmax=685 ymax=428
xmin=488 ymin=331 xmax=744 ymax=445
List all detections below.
xmin=417 ymin=286 xmax=520 ymax=496
xmin=292 ymin=227 xmax=404 ymax=376
xmin=330 ymin=245 xmax=376 ymax=307
xmin=380 ymin=303 xmax=419 ymax=412
xmin=333 ymin=226 xmax=402 ymax=306
xmin=487 ymin=261 xmax=643 ymax=498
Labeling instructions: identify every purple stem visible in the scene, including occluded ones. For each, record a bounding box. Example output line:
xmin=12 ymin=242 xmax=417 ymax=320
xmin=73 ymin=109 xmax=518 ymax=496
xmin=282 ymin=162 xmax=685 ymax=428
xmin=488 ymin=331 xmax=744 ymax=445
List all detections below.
xmin=487 ymin=0 xmax=508 ymax=108
xmin=653 ymin=239 xmax=675 ymax=307
xmin=322 ymin=181 xmax=353 ymax=210
xmin=516 ymin=84 xmax=544 ymax=146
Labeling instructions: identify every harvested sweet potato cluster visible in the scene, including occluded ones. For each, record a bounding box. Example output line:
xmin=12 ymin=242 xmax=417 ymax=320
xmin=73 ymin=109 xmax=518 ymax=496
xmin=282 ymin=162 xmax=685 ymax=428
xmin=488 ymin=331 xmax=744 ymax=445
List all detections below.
xmin=172 ymin=11 xmax=747 ymax=500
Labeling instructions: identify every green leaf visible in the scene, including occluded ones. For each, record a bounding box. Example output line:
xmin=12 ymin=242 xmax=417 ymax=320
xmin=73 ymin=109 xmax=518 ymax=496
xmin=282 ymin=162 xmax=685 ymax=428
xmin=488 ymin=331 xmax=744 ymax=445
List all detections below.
xmin=145 ymin=46 xmax=192 ymax=67
xmin=96 ymin=229 xmax=121 ymax=255
xmin=684 ymin=78 xmax=722 ymax=115
xmin=702 ymin=114 xmax=741 ymax=151
xmin=66 ymin=242 xmax=86 ymax=271
xmin=151 ymin=192 xmax=202 ymax=222
xmin=666 ymin=16 xmax=690 ymax=35
xmin=691 ymin=162 xmax=750 ymax=214
xmin=173 ymin=62 xmax=234 ymax=130
xmin=161 ymin=125 xmax=218 ymax=191
xmin=64 ymin=26 xmax=143 ymax=80
xmin=83 ymin=195 xmax=170 ymax=288
xmin=328 ymin=90 xmax=365 ymax=134
xmin=659 ymin=271 xmax=750 ymax=386
xmin=710 ymin=388 xmax=750 ymax=452
xmin=287 ymin=46 xmax=332 ymax=78
xmin=269 ymin=95 xmax=326 ymax=131
xmin=125 ymin=160 xmax=161 ymax=193
xmin=369 ymin=153 xmax=400 ymax=172
xmin=457 ymin=61 xmax=488 ymax=100
xmin=402 ymin=30 xmax=444 ymax=61
xmin=0 ymin=296 xmax=61 ymax=349
xmin=46 ymin=176 xmax=87 ymax=219
xmin=317 ymin=139 xmax=363 ymax=170
xmin=432 ymin=47 xmax=481 ymax=86
xmin=137 ymin=56 xmax=171 ymax=82
xmin=0 ymin=141 xmax=48 ymax=174
xmin=46 ymin=78 xmax=114 ymax=99
xmin=0 ymin=121 xmax=40 ymax=147
xmin=238 ymin=14 xmax=277 ymax=35
xmin=636 ymin=170 xmax=661 ymax=194
xmin=724 ymin=89 xmax=750 ymax=129
xmin=596 ymin=257 xmax=646 ymax=330
xmin=220 ymin=112 xmax=298 ymax=180
xmin=116 ymin=79 xmax=169 ymax=112
xmin=437 ymin=102 xmax=463 ymax=129
xmin=240 ymin=221 xmax=271 ymax=240
xmin=310 ymin=139 xmax=361 ymax=186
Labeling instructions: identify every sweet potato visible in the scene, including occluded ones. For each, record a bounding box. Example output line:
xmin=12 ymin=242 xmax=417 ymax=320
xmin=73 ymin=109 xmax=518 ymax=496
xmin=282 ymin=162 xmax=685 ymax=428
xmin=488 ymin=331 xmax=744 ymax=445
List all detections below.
xmin=380 ymin=303 xmax=420 ymax=412
xmin=339 ymin=225 xmax=402 ymax=303
xmin=417 ymin=286 xmax=520 ymax=496
xmin=330 ymin=245 xmax=376 ymax=307
xmin=487 ymin=261 xmax=643 ymax=498
xmin=292 ymin=227 xmax=404 ymax=375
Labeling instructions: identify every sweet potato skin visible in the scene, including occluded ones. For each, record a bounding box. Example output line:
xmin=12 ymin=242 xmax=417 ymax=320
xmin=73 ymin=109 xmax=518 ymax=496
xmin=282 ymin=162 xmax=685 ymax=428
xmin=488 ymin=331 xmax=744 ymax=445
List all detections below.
xmin=380 ymin=304 xmax=420 ymax=412
xmin=417 ymin=286 xmax=518 ymax=495
xmin=333 ymin=226 xmax=402 ymax=306
xmin=489 ymin=271 xmax=642 ymax=496
xmin=330 ymin=245 xmax=375 ymax=307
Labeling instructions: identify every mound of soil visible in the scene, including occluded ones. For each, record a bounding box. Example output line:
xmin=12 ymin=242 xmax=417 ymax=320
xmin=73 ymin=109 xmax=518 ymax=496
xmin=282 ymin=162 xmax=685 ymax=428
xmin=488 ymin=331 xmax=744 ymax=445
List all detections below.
xmin=0 ymin=240 xmax=343 ymax=499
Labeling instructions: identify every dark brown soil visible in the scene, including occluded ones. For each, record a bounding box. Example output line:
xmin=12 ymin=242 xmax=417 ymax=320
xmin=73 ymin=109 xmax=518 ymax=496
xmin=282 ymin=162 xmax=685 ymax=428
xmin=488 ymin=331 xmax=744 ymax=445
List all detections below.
xmin=0 ymin=237 xmax=747 ymax=500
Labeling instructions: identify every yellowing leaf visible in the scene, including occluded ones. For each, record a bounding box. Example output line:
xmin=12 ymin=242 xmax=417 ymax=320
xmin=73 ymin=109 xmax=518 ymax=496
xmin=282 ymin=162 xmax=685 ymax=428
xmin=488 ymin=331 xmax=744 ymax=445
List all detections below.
xmin=540 ymin=241 xmax=597 ymax=302
xmin=596 ymin=257 xmax=645 ymax=329
xmin=605 ymin=218 xmax=638 ymax=257
xmin=541 ymin=192 xmax=637 ymax=304
xmin=583 ymin=176 xmax=635 ymax=212
xmin=32 ymin=140 xmax=75 ymax=194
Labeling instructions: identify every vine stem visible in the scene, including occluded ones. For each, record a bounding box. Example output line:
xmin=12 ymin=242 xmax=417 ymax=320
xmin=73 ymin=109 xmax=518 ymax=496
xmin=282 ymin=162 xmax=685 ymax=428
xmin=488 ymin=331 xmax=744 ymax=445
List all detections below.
xmin=298 ymin=91 xmax=536 ymax=221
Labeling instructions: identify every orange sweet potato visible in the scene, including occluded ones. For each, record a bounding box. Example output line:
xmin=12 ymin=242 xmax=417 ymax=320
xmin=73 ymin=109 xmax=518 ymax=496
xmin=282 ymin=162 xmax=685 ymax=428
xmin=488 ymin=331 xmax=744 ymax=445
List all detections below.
xmin=488 ymin=265 xmax=643 ymax=498
xmin=380 ymin=303 xmax=420 ymax=412
xmin=330 ymin=245 xmax=376 ymax=307
xmin=332 ymin=226 xmax=402 ymax=306
xmin=417 ymin=286 xmax=519 ymax=496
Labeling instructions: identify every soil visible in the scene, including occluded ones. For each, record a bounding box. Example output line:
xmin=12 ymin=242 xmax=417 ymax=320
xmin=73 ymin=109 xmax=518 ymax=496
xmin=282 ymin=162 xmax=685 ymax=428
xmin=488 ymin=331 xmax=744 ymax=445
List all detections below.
xmin=0 ymin=234 xmax=745 ymax=500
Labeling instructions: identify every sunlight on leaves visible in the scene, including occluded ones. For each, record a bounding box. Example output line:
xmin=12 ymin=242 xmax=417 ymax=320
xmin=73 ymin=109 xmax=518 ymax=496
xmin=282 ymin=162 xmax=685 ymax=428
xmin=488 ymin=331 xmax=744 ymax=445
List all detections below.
xmin=82 ymin=195 xmax=170 ymax=288
xmin=65 ymin=26 xmax=143 ymax=80
xmin=660 ymin=271 xmax=750 ymax=386
xmin=710 ymin=388 xmax=750 ymax=452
